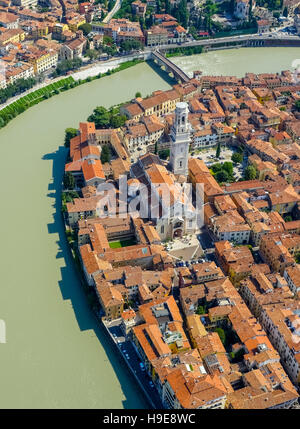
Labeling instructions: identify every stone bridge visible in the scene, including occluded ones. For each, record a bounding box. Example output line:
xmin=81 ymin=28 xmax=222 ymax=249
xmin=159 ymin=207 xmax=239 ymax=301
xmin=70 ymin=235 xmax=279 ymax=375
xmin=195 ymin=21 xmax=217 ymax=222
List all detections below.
xmin=151 ymin=50 xmax=190 ymax=83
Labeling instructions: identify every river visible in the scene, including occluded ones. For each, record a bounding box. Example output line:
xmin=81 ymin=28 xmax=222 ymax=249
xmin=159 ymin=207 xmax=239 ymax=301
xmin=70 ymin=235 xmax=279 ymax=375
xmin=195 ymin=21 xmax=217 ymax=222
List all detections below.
xmin=171 ymin=47 xmax=300 ymax=77
xmin=0 ymin=62 xmax=172 ymax=409
xmin=0 ymin=46 xmax=298 ymax=409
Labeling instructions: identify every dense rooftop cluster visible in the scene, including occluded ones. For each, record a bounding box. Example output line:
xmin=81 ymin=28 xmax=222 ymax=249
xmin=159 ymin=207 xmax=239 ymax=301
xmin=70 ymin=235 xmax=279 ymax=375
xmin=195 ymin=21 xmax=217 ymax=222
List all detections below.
xmin=62 ymin=67 xmax=300 ymax=409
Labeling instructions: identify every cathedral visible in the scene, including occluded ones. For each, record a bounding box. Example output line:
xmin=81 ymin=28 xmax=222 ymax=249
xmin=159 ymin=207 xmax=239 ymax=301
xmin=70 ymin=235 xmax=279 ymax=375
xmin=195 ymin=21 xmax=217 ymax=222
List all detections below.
xmin=129 ymin=102 xmax=199 ymax=241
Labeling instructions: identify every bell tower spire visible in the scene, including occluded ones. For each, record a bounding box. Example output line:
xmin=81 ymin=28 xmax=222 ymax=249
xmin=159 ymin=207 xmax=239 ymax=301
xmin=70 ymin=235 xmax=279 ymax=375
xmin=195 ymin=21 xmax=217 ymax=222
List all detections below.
xmin=169 ymin=102 xmax=191 ymax=178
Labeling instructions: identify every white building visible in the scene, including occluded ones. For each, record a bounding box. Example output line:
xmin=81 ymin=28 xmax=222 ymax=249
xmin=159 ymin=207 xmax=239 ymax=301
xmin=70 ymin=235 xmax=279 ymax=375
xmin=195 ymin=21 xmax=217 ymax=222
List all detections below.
xmin=284 ymin=265 xmax=300 ymax=294
xmin=5 ymin=62 xmax=35 ymax=85
xmin=211 ymin=211 xmax=251 ymax=244
xmin=260 ymin=307 xmax=300 ymax=384
xmin=12 ymin=0 xmax=38 ymax=7
xmin=234 ymin=0 xmax=254 ymax=20
xmin=192 ymin=123 xmax=234 ymax=149
xmin=294 ymin=13 xmax=300 ymax=35
xmin=193 ymin=127 xmax=218 ymax=149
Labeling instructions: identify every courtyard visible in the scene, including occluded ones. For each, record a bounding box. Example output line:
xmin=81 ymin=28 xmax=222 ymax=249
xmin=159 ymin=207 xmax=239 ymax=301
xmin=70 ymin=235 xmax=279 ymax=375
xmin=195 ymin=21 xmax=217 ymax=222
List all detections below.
xmin=109 ymin=238 xmax=137 ymax=248
xmin=165 ymin=235 xmax=204 ymax=261
xmin=190 ymin=145 xmax=247 ymax=181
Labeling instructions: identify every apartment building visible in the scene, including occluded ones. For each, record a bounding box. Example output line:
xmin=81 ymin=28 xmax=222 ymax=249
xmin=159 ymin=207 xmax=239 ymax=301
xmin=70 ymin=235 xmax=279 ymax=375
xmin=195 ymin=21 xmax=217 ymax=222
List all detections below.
xmin=260 ymin=305 xmax=300 ymax=384
xmin=211 ymin=210 xmax=251 ymax=244
xmin=284 ymin=265 xmax=300 ymax=294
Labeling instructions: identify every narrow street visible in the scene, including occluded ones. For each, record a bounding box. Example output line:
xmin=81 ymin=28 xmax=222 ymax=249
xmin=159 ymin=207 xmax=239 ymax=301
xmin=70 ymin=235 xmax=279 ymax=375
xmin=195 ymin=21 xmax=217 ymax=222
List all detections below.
xmin=105 ymin=320 xmax=163 ymax=409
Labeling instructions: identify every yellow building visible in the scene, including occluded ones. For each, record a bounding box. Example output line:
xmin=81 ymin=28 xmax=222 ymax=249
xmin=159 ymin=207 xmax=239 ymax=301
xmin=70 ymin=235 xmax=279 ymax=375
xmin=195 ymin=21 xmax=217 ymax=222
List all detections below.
xmin=252 ymin=87 xmax=272 ymax=105
xmin=0 ymin=28 xmax=25 ymax=47
xmin=67 ymin=17 xmax=86 ymax=32
xmin=95 ymin=278 xmax=124 ymax=320
xmin=29 ymin=51 xmax=58 ymax=75
xmin=31 ymin=25 xmax=49 ymax=39
xmin=137 ymin=89 xmax=180 ymax=117
xmin=269 ymin=185 xmax=300 ymax=215
xmin=186 ymin=314 xmax=207 ymax=348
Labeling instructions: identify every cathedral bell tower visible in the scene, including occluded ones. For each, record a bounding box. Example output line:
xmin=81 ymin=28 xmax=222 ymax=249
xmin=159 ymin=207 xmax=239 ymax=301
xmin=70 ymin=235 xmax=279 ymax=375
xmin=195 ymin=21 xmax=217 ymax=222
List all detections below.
xmin=169 ymin=102 xmax=191 ymax=178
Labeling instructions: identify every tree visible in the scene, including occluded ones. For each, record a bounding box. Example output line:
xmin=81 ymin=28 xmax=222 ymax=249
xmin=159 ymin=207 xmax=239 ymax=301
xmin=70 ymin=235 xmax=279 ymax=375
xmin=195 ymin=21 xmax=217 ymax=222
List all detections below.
xmin=120 ymin=40 xmax=143 ymax=52
xmin=215 ymin=328 xmax=226 ymax=345
xmin=165 ymin=0 xmax=171 ymax=14
xmin=211 ymin=163 xmax=222 ymax=173
xmin=196 ymin=305 xmax=205 ymax=315
xmin=244 ymin=165 xmax=257 ymax=180
xmin=216 ymin=141 xmax=221 ymax=158
xmin=139 ymin=17 xmax=145 ymax=31
xmin=273 ymin=11 xmax=280 ymax=19
xmin=0 ymin=77 xmax=36 ymax=104
xmin=145 ymin=12 xmax=153 ymax=28
xmin=54 ymin=58 xmax=82 ymax=76
xmin=78 ymin=23 xmax=92 ymax=36
xmin=63 ymin=172 xmax=75 ymax=190
xmin=88 ymin=106 xmax=111 ymax=128
xmin=178 ymin=0 xmax=189 ymax=28
xmin=64 ymin=128 xmax=77 ymax=148
xmin=202 ymin=0 xmax=218 ymax=32
xmin=215 ymin=170 xmax=229 ymax=183
xmin=295 ymin=100 xmax=300 ymax=112
xmin=135 ymin=91 xmax=142 ymax=98
xmin=88 ymin=105 xmax=127 ymax=129
xmin=283 ymin=6 xmax=288 ymax=17
xmin=223 ymin=161 xmax=233 ymax=177
xmin=101 ymin=144 xmax=111 ymax=163
xmin=110 ymin=114 xmax=127 ymax=128
xmin=232 ymin=152 xmax=243 ymax=164
xmin=86 ymin=49 xmax=98 ymax=61
xmin=103 ymin=35 xmax=114 ymax=45
xmin=158 ymin=149 xmax=170 ymax=160
xmin=249 ymin=0 xmax=253 ymax=21
xmin=156 ymin=0 xmax=161 ymax=13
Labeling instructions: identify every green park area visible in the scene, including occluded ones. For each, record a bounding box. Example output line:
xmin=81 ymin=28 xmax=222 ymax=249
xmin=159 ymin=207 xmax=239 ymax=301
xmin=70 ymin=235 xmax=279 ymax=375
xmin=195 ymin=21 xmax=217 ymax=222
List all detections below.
xmin=0 ymin=77 xmax=74 ymax=116
xmin=0 ymin=77 xmax=74 ymax=127
xmin=109 ymin=239 xmax=137 ymax=249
